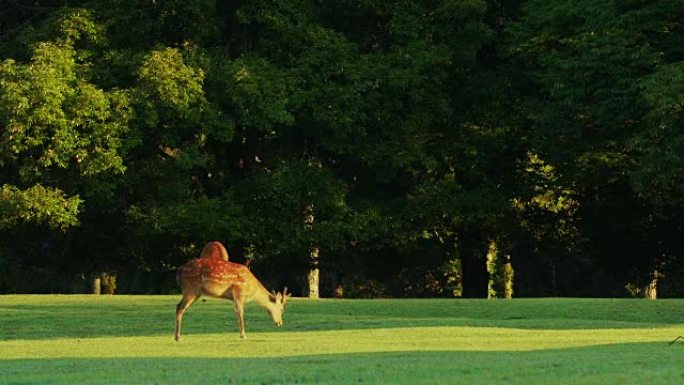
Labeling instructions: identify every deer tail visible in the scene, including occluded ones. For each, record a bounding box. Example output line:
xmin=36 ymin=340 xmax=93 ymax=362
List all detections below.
xmin=199 ymin=241 xmax=230 ymax=261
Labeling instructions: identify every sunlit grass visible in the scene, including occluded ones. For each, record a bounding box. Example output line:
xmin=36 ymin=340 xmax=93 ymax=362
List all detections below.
xmin=1 ymin=295 xmax=683 ymax=384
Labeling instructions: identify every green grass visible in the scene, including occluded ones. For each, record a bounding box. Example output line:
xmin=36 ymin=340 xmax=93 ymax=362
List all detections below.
xmin=1 ymin=296 xmax=683 ymax=384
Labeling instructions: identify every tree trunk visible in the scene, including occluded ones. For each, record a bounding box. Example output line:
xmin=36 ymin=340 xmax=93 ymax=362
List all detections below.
xmin=486 ymin=240 xmax=498 ymax=299
xmin=444 ymin=256 xmax=463 ymax=297
xmin=91 ymin=272 xmax=116 ymax=294
xmin=644 ymin=269 xmax=658 ymax=300
xmin=486 ymin=240 xmax=514 ymax=299
xmin=643 ymin=253 xmax=663 ymax=300
xmin=91 ymin=276 xmax=101 ymax=295
xmin=101 ymin=272 xmax=117 ymax=295
xmin=308 ymin=247 xmax=320 ymax=299
xmin=503 ymin=260 xmax=514 ymax=299
xmin=304 ymin=203 xmax=320 ymax=299
xmin=440 ymin=238 xmax=462 ymax=297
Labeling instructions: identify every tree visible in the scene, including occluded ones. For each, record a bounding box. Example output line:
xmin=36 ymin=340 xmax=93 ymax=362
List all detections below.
xmin=0 ymin=9 xmax=132 ymax=292
xmin=1 ymin=0 xmax=682 ymax=298
xmin=508 ymin=0 xmax=684 ymax=297
xmin=237 ymin=162 xmax=348 ymax=298
xmin=0 ymin=10 xmax=129 ymax=230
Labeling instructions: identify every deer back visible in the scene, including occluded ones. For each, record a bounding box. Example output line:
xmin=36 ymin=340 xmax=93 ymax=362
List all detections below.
xmin=177 ymin=258 xmax=258 ymax=298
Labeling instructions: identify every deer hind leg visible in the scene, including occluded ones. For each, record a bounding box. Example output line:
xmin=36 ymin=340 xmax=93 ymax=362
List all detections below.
xmin=175 ymin=293 xmax=200 ymax=342
xmin=234 ymin=300 xmax=246 ymax=340
xmin=230 ymin=288 xmax=247 ymax=340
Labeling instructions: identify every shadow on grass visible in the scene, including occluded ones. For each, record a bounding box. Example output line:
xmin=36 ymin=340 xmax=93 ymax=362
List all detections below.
xmin=2 ymin=342 xmax=683 ymax=385
xmin=1 ymin=297 xmax=682 ymax=340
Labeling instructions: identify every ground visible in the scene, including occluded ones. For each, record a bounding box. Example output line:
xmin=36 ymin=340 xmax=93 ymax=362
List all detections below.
xmin=1 ymin=296 xmax=683 ymax=384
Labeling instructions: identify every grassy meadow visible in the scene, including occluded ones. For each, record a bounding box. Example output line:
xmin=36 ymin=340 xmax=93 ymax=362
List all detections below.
xmin=1 ymin=295 xmax=683 ymax=384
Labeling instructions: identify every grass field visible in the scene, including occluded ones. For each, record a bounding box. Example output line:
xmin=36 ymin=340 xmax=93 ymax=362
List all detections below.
xmin=1 ymin=295 xmax=683 ymax=384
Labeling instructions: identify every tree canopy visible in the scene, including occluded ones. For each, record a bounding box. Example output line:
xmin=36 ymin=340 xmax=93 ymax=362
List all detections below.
xmin=1 ymin=0 xmax=682 ymax=298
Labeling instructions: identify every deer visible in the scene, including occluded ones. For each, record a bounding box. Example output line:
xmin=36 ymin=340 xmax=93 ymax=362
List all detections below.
xmin=175 ymin=256 xmax=290 ymax=340
xmin=199 ymin=241 xmax=229 ymax=261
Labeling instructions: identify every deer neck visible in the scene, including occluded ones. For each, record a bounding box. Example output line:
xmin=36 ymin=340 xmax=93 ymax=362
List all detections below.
xmin=252 ymin=281 xmax=277 ymax=311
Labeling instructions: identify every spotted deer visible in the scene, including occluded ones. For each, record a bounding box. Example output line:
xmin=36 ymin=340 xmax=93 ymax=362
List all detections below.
xmin=175 ymin=257 xmax=289 ymax=340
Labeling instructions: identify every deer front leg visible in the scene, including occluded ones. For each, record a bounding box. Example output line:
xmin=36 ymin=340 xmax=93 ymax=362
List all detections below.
xmin=234 ymin=300 xmax=246 ymax=339
xmin=175 ymin=294 xmax=199 ymax=342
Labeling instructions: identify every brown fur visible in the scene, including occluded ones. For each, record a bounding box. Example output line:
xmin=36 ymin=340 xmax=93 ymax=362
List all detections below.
xmin=174 ymin=257 xmax=289 ymax=340
xmin=199 ymin=241 xmax=229 ymax=261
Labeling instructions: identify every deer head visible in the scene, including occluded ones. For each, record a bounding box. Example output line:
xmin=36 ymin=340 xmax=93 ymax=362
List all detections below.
xmin=269 ymin=287 xmax=291 ymax=327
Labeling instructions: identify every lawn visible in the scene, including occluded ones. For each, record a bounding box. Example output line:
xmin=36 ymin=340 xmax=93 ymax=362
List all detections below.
xmin=1 ymin=295 xmax=683 ymax=384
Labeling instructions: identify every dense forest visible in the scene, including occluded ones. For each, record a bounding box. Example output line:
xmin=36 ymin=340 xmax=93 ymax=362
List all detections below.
xmin=0 ymin=0 xmax=682 ymax=298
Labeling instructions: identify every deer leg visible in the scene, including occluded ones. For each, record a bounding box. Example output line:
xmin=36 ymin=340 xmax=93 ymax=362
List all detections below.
xmin=175 ymin=294 xmax=199 ymax=342
xmin=233 ymin=300 xmax=246 ymax=340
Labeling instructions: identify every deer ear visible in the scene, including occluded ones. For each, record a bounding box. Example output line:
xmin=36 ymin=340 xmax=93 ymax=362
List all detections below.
xmin=283 ymin=287 xmax=290 ymax=304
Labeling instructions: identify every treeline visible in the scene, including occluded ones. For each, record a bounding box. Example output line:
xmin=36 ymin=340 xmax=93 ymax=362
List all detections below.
xmin=0 ymin=0 xmax=682 ymax=298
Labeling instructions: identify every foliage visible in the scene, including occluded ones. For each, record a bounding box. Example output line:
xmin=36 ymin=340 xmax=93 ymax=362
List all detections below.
xmin=507 ymin=0 xmax=684 ymax=295
xmin=631 ymin=62 xmax=684 ymax=208
xmin=237 ymin=161 xmax=349 ymax=259
xmin=0 ymin=184 xmax=81 ymax=229
xmin=0 ymin=10 xmax=129 ymax=233
xmin=0 ymin=0 xmax=682 ymax=297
